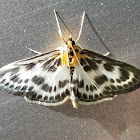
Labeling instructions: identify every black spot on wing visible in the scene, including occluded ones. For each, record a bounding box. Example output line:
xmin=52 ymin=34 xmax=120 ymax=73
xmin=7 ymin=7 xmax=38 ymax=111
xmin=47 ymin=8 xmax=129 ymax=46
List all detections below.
xmin=83 ymin=93 xmax=88 ymax=99
xmin=32 ymin=76 xmax=45 ymax=85
xmin=116 ymin=79 xmax=121 ymax=83
xmin=53 ymin=59 xmax=58 ymax=65
xmin=57 ymin=58 xmax=61 ymax=66
xmin=24 ymin=63 xmax=36 ymax=70
xmin=44 ymin=96 xmax=48 ymax=100
xmin=86 ymin=85 xmax=89 ymax=92
xmin=49 ymin=86 xmax=52 ymax=93
xmin=48 ymin=65 xmax=57 ymax=72
xmin=0 ymin=79 xmax=6 ymax=84
xmin=123 ymin=84 xmax=128 ymax=88
xmin=21 ymin=86 xmax=28 ymax=91
xmin=9 ymin=85 xmax=14 ymax=89
xmin=110 ymin=79 xmax=115 ymax=83
xmin=37 ymin=95 xmax=42 ymax=100
xmin=117 ymin=86 xmax=123 ymax=90
xmin=83 ymin=65 xmax=92 ymax=72
xmin=90 ymin=85 xmax=93 ymax=92
xmin=24 ymin=79 xmax=29 ymax=83
xmin=78 ymin=80 xmax=84 ymax=88
xmin=41 ymin=84 xmax=50 ymax=92
xmin=66 ymin=89 xmax=70 ymax=95
xmin=104 ymin=86 xmax=111 ymax=90
xmin=55 ymin=94 xmax=61 ymax=100
xmin=54 ymin=86 xmax=56 ymax=92
xmin=94 ymin=94 xmax=99 ymax=99
xmin=15 ymin=86 xmax=21 ymax=90
xmin=4 ymin=82 xmax=10 ymax=86
xmin=48 ymin=96 xmax=54 ymax=101
xmin=80 ymin=58 xmax=87 ymax=66
xmin=59 ymin=80 xmax=69 ymax=88
xmin=89 ymin=95 xmax=93 ymax=99
xmin=55 ymin=89 xmax=69 ymax=101
xmin=28 ymin=86 xmax=34 ymax=91
xmin=110 ymin=85 xmax=117 ymax=90
xmin=41 ymin=84 xmax=48 ymax=92
xmin=10 ymin=75 xmax=19 ymax=82
xmin=18 ymin=80 xmax=22 ymax=84
xmin=132 ymin=78 xmax=137 ymax=83
xmin=103 ymin=63 xmax=114 ymax=71
xmin=128 ymin=82 xmax=133 ymax=86
xmin=95 ymin=75 xmax=108 ymax=85
xmin=77 ymin=89 xmax=81 ymax=98
xmin=61 ymin=92 xmax=67 ymax=98
xmin=26 ymin=92 xmax=37 ymax=100
xmin=54 ymin=58 xmax=61 ymax=66
xmin=85 ymin=58 xmax=98 ymax=70
xmin=119 ymin=69 xmax=130 ymax=81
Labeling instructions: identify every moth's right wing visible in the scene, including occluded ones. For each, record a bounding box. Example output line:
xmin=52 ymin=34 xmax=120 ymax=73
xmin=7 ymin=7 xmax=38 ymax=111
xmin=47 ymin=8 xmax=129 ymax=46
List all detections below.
xmin=72 ymin=49 xmax=140 ymax=105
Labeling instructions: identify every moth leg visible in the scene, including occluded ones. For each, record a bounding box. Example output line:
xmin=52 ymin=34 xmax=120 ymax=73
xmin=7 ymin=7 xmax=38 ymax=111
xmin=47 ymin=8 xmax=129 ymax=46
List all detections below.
xmin=54 ymin=10 xmax=65 ymax=43
xmin=25 ymin=46 xmax=42 ymax=55
xmin=103 ymin=52 xmax=111 ymax=56
xmin=75 ymin=11 xmax=85 ymax=43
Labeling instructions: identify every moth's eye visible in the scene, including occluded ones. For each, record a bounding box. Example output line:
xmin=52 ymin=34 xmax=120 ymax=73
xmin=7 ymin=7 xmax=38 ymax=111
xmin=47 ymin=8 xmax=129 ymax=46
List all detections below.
xmin=66 ymin=41 xmax=68 ymax=45
xmin=72 ymin=41 xmax=75 ymax=46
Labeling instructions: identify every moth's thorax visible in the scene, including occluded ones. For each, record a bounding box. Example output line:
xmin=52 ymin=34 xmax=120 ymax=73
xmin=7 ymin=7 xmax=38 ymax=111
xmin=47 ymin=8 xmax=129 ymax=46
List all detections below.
xmin=60 ymin=40 xmax=81 ymax=67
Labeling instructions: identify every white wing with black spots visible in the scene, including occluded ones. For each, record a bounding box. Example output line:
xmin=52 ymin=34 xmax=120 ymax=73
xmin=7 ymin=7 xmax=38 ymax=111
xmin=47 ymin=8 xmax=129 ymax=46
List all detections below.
xmin=0 ymin=50 xmax=71 ymax=106
xmin=0 ymin=45 xmax=140 ymax=108
xmin=74 ymin=49 xmax=140 ymax=104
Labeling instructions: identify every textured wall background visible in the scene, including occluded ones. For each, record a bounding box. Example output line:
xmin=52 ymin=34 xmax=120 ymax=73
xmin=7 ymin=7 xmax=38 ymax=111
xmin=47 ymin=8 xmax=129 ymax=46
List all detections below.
xmin=0 ymin=0 xmax=140 ymax=140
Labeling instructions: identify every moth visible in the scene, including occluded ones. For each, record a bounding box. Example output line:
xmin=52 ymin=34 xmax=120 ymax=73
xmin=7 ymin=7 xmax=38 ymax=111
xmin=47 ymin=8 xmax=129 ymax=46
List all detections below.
xmin=0 ymin=10 xmax=140 ymax=109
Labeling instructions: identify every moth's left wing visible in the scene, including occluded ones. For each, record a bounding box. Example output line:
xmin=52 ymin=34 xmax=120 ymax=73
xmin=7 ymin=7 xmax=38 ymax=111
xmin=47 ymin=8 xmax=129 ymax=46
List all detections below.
xmin=73 ymin=49 xmax=140 ymax=105
xmin=0 ymin=50 xmax=70 ymax=106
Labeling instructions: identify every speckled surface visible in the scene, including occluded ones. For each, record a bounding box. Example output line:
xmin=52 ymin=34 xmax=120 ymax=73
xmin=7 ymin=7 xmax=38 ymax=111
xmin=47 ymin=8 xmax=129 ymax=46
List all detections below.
xmin=0 ymin=0 xmax=140 ymax=140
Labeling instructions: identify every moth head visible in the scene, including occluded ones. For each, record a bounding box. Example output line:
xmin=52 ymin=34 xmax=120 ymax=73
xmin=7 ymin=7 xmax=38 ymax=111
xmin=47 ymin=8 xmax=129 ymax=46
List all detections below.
xmin=66 ymin=35 xmax=75 ymax=47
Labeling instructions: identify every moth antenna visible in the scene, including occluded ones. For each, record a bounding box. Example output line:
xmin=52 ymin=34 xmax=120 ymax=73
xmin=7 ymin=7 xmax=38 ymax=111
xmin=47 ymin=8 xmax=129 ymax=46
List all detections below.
xmin=75 ymin=11 xmax=85 ymax=43
xmin=54 ymin=9 xmax=65 ymax=43
xmin=25 ymin=46 xmax=42 ymax=55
